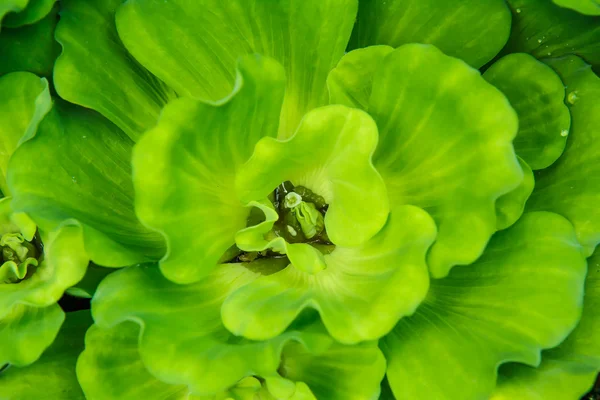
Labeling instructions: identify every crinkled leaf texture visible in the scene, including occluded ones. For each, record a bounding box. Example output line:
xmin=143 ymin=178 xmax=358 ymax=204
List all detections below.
xmin=349 ymin=0 xmax=512 ymax=68
xmin=91 ymin=263 xmax=385 ymax=398
xmin=0 ymin=196 xmax=89 ymax=367
xmin=222 ymin=205 xmax=435 ymax=344
xmin=0 ymin=310 xmax=90 ymax=399
xmin=328 ymin=44 xmax=523 ymax=278
xmin=8 ymin=100 xmax=165 ymax=267
xmin=493 ymin=247 xmax=600 ymax=400
xmin=133 ymin=54 xmax=285 ymax=284
xmin=382 ymin=212 xmax=587 ymax=400
xmin=527 ymin=56 xmax=600 ymax=256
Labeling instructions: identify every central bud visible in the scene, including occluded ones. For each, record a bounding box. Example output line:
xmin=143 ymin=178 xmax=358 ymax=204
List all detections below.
xmin=0 ymin=232 xmax=42 ymax=284
xmin=273 ymin=181 xmax=331 ymax=246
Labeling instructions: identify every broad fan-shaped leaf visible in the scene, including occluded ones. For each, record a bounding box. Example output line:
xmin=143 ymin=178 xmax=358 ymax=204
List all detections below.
xmin=115 ymin=0 xmax=356 ymax=138
xmin=8 ymin=100 xmax=165 ymax=267
xmin=367 ymin=44 xmax=522 ymax=278
xmin=502 ymin=0 xmax=600 ymax=69
xmin=92 ymin=262 xmax=384 ymax=397
xmin=236 ymin=105 xmax=388 ymax=248
xmin=0 ymin=4 xmax=60 ymax=78
xmin=222 ymin=205 xmax=435 ymax=344
xmin=78 ymin=320 xmax=384 ymax=400
xmin=483 ymin=53 xmax=571 ymax=170
xmin=0 ymin=72 xmax=51 ymax=196
xmin=382 ymin=212 xmax=587 ymax=400
xmin=493 ymin=246 xmax=600 ymax=399
xmin=327 ymin=46 xmax=528 ymax=234
xmin=527 ymin=56 xmax=600 ymax=256
xmin=349 ymin=0 xmax=512 ymax=68
xmin=133 ymin=54 xmax=285 ymax=284
xmin=0 ymin=310 xmax=90 ymax=399
xmin=54 ymin=0 xmax=177 ymax=142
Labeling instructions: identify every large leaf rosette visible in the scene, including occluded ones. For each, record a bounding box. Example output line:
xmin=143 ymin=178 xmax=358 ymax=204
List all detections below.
xmin=0 ymin=0 xmax=599 ymax=399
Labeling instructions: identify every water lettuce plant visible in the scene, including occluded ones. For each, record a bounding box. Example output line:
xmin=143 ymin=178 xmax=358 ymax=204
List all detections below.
xmin=0 ymin=0 xmax=599 ymax=399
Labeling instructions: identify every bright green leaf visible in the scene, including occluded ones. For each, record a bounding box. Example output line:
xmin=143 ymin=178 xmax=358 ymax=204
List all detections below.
xmin=382 ymin=212 xmax=587 ymax=400
xmin=0 ymin=303 xmax=64 ymax=367
xmin=483 ymin=53 xmax=571 ymax=170
xmin=278 ymin=337 xmax=386 ymax=400
xmin=0 ymin=4 xmax=60 ymax=78
xmin=77 ymin=321 xmax=199 ymax=400
xmin=369 ymin=44 xmax=522 ymax=278
xmin=502 ymin=0 xmax=600 ymax=69
xmin=54 ymin=0 xmax=177 ymax=142
xmin=495 ymin=157 xmax=535 ymax=230
xmin=2 ymin=0 xmax=56 ymax=28
xmin=115 ymin=0 xmax=357 ymax=138
xmin=527 ymin=56 xmax=600 ymax=256
xmin=0 ymin=72 xmax=51 ymax=196
xmin=327 ymin=45 xmax=394 ymax=109
xmin=493 ymin=246 xmax=600 ymax=399
xmin=236 ymin=105 xmax=389 ymax=248
xmin=554 ymin=0 xmax=600 ymax=15
xmin=133 ymin=55 xmax=285 ymax=284
xmin=223 ymin=205 xmax=435 ymax=344
xmin=349 ymin=0 xmax=512 ymax=68
xmin=0 ymin=310 xmax=90 ymax=399
xmin=8 ymin=100 xmax=165 ymax=267
xmin=91 ymin=262 xmax=320 ymax=396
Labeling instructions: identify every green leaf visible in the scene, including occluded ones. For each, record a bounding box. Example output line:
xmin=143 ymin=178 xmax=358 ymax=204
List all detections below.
xmin=502 ymin=0 xmax=600 ymax=69
xmin=553 ymin=0 xmax=600 ymax=15
xmin=65 ymin=264 xmax=114 ymax=299
xmin=0 ymin=0 xmax=27 ymax=28
xmin=526 ymin=56 xmax=600 ymax=256
xmin=132 ymin=54 xmax=285 ymax=284
xmin=0 ymin=4 xmax=60 ymax=78
xmin=77 ymin=322 xmax=199 ymax=400
xmin=349 ymin=0 xmax=512 ymax=69
xmin=495 ymin=157 xmax=535 ymax=230
xmin=222 ymin=205 xmax=435 ymax=344
xmin=327 ymin=45 xmax=394 ymax=109
xmin=483 ymin=53 xmax=571 ymax=170
xmin=493 ymin=246 xmax=600 ymax=399
xmin=54 ymin=0 xmax=177 ymax=142
xmin=382 ymin=212 xmax=587 ymax=400
xmin=0 ymin=303 xmax=64 ymax=366
xmin=91 ymin=262 xmax=319 ymax=396
xmin=2 ymin=0 xmax=56 ymax=28
xmin=0 ymin=72 xmax=51 ymax=196
xmin=278 ymin=337 xmax=386 ymax=400
xmin=8 ymin=100 xmax=165 ymax=267
xmin=0 ymin=223 xmax=88 ymax=312
xmin=0 ymin=310 xmax=90 ymax=399
xmin=237 ymin=105 xmax=388 ymax=248
xmin=115 ymin=0 xmax=357 ymax=138
xmin=78 ymin=320 xmax=384 ymax=400
xmin=368 ymin=44 xmax=522 ymax=278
